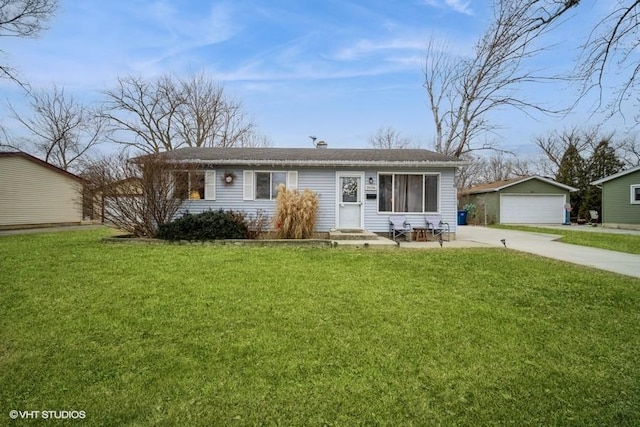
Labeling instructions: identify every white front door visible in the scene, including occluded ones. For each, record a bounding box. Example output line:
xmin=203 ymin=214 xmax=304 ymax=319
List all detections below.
xmin=336 ymin=172 xmax=364 ymax=229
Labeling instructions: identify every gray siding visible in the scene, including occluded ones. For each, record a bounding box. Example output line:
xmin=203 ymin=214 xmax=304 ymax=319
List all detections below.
xmin=179 ymin=167 xmax=337 ymax=231
xmin=364 ymin=167 xmax=458 ymax=234
xmin=601 ymin=170 xmax=640 ymax=226
xmin=179 ymin=166 xmax=458 ymax=234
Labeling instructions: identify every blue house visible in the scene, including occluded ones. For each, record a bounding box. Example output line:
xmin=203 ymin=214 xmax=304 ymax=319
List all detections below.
xmin=160 ymin=147 xmax=466 ymax=236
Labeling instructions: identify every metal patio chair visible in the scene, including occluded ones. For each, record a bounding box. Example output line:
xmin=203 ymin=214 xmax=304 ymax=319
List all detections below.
xmin=389 ymin=216 xmax=412 ymax=241
xmin=425 ymin=215 xmax=450 ymax=242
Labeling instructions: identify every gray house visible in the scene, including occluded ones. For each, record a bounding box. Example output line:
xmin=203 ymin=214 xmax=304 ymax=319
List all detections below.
xmin=591 ymin=165 xmax=640 ymax=230
xmin=459 ymin=176 xmax=577 ymax=225
xmin=160 ymin=147 xmax=466 ymax=236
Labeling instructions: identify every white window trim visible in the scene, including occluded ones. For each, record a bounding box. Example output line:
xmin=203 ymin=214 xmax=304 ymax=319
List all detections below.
xmin=631 ymin=184 xmax=640 ymax=204
xmin=377 ymin=172 xmax=441 ymax=214
xmin=243 ymin=170 xmax=298 ymax=201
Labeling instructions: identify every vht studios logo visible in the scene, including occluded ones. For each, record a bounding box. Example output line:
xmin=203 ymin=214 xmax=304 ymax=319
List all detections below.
xmin=9 ymin=410 xmax=86 ymax=420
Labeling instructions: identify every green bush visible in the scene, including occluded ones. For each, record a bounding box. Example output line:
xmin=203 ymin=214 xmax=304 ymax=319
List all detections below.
xmin=157 ymin=209 xmax=247 ymax=241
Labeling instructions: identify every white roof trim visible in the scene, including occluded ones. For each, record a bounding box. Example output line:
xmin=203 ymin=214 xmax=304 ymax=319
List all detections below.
xmin=591 ymin=165 xmax=640 ymax=185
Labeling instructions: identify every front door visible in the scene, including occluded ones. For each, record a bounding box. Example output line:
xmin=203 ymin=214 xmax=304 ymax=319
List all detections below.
xmin=336 ymin=172 xmax=363 ymax=229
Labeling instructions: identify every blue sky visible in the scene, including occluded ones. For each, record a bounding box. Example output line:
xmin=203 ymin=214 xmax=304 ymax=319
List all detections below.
xmin=1 ymin=0 xmax=634 ymax=154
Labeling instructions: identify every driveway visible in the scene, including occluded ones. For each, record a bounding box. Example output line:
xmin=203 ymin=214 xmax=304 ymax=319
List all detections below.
xmin=454 ymin=226 xmax=640 ymax=279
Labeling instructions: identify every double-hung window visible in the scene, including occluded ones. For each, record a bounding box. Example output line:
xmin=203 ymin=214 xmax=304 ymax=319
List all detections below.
xmin=243 ymin=171 xmax=298 ymax=200
xmin=173 ymin=170 xmax=215 ymax=200
xmin=378 ymin=173 xmax=439 ymax=213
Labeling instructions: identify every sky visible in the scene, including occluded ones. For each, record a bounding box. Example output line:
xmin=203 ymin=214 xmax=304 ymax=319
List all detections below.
xmin=1 ymin=0 xmax=636 ymax=155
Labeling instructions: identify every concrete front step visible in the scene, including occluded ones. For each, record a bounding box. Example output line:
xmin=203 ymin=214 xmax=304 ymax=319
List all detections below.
xmin=329 ymin=229 xmax=381 ymax=240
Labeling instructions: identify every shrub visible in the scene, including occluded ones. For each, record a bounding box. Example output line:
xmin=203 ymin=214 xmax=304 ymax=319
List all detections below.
xmin=243 ymin=209 xmax=270 ymax=239
xmin=274 ymin=185 xmax=319 ymax=239
xmin=157 ymin=209 xmax=247 ymax=241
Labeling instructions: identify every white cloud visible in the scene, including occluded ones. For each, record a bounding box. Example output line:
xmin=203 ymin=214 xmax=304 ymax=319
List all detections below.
xmin=330 ymin=38 xmax=428 ymax=61
xmin=424 ymin=0 xmax=473 ymax=16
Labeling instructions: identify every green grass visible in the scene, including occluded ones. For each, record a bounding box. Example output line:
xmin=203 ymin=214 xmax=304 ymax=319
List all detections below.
xmin=1 ymin=229 xmax=640 ymax=426
xmin=491 ymin=225 xmax=640 ymax=255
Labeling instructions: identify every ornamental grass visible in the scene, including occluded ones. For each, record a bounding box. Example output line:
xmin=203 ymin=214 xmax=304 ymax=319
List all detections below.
xmin=274 ymin=184 xmax=319 ymax=239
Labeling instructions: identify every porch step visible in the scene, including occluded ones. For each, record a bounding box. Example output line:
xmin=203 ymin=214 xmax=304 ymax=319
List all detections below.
xmin=329 ymin=229 xmax=382 ymax=241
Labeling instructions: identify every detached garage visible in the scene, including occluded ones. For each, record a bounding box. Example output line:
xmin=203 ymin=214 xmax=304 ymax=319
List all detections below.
xmin=0 ymin=152 xmax=85 ymax=229
xmin=460 ymin=176 xmax=577 ymax=225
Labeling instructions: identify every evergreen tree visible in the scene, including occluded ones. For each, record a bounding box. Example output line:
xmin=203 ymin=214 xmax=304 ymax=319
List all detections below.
xmin=588 ymin=139 xmax=624 ymax=182
xmin=556 ymin=144 xmax=588 ymax=219
xmin=584 ymin=139 xmax=624 ymax=218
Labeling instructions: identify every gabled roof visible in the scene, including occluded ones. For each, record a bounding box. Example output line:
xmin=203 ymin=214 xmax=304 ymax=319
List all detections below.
xmin=158 ymin=147 xmax=467 ymax=168
xmin=460 ymin=175 xmax=578 ymax=195
xmin=591 ymin=165 xmax=640 ymax=185
xmin=0 ymin=151 xmax=85 ymax=183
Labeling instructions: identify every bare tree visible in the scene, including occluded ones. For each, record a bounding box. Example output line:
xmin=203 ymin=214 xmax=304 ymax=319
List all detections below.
xmin=577 ymin=1 xmax=640 ymax=118
xmin=457 ymin=152 xmax=534 ymax=190
xmin=424 ymin=0 xmax=579 ymax=157
xmin=618 ymin=134 xmax=640 ymax=167
xmin=533 ymin=126 xmax=609 ymax=176
xmin=368 ymin=126 xmax=412 ymax=149
xmin=239 ymin=130 xmax=273 ymax=148
xmin=0 ymin=0 xmax=57 ymax=88
xmin=84 ymin=153 xmax=193 ymax=237
xmin=9 ymin=85 xmax=105 ymax=171
xmin=102 ymin=73 xmax=265 ymax=153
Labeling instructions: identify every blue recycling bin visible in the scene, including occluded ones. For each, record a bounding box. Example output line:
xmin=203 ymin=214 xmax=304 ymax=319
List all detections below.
xmin=457 ymin=210 xmax=467 ymax=226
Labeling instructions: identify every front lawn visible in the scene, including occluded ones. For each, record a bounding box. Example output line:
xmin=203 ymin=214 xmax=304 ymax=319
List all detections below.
xmin=493 ymin=224 xmax=640 ymax=255
xmin=1 ymin=229 xmax=639 ymax=426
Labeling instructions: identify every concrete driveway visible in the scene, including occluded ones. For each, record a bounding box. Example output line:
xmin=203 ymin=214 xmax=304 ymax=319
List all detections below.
xmin=449 ymin=226 xmax=640 ymax=279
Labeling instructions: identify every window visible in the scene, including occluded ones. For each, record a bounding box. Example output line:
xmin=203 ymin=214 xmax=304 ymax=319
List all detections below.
xmin=378 ymin=173 xmax=439 ymax=213
xmin=173 ymin=170 xmax=215 ymax=200
xmin=243 ymin=171 xmax=297 ymax=200
xmin=255 ymin=172 xmax=287 ymax=200
xmin=632 ymin=185 xmax=640 ymax=204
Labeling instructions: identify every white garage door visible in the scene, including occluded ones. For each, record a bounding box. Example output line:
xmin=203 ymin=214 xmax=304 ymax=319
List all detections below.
xmin=500 ymin=194 xmax=566 ymax=224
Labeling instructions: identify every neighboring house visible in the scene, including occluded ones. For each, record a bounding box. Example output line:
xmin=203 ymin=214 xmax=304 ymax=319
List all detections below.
xmin=459 ymin=176 xmax=577 ymax=225
xmin=85 ymin=177 xmax=144 ymax=223
xmin=159 ymin=147 xmax=466 ymax=236
xmin=591 ymin=165 xmax=640 ymax=230
xmin=0 ymin=152 xmax=85 ymax=229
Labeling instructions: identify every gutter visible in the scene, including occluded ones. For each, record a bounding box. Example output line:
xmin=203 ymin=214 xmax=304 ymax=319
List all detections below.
xmin=169 ymin=159 xmax=470 ymax=168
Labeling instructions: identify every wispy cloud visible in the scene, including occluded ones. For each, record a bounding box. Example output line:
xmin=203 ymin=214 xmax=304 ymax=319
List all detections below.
xmin=423 ymin=0 xmax=474 ymax=16
xmin=130 ymin=1 xmax=240 ymax=71
xmin=330 ymin=37 xmax=428 ymax=61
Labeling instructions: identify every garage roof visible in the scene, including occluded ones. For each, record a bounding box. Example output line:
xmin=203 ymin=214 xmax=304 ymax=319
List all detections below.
xmin=460 ymin=175 xmax=578 ymax=195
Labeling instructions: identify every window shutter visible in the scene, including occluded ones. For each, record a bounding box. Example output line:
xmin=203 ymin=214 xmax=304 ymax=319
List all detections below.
xmin=204 ymin=170 xmax=216 ymax=200
xmin=287 ymin=171 xmax=298 ymax=191
xmin=243 ymin=170 xmax=254 ymax=200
